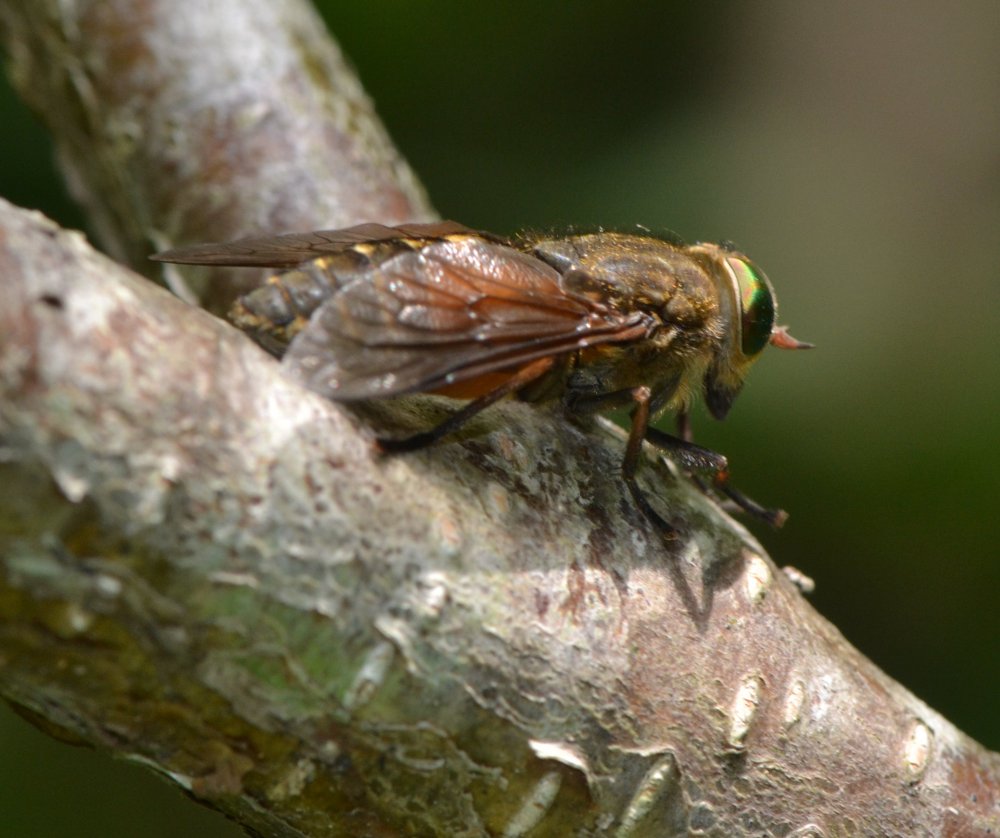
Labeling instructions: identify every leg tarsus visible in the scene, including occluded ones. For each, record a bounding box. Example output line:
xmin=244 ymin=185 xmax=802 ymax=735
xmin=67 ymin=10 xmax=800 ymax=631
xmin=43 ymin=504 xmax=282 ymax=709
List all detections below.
xmin=714 ymin=476 xmax=789 ymax=528
xmin=375 ymin=429 xmax=437 ymax=454
xmin=624 ymin=475 xmax=679 ymax=540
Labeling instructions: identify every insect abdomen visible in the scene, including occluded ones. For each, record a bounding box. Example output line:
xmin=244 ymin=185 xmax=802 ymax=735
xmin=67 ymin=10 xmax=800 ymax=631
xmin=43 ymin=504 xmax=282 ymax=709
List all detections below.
xmin=230 ymin=258 xmax=341 ymax=353
xmin=228 ymin=236 xmax=464 ymax=355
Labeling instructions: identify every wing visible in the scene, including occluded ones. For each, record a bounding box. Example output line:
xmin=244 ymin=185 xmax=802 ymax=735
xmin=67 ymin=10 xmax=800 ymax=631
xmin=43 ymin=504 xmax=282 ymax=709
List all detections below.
xmin=150 ymin=221 xmax=483 ymax=268
xmin=283 ymin=237 xmax=654 ymax=400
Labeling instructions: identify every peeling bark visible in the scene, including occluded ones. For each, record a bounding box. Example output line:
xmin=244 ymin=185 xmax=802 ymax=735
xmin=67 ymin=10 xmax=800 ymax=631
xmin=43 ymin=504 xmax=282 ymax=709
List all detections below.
xmin=0 ymin=1 xmax=998 ymax=836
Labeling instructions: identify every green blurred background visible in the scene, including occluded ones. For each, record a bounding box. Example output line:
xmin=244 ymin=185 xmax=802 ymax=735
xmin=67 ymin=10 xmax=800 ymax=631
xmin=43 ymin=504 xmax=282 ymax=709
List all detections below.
xmin=2 ymin=1 xmax=997 ymax=835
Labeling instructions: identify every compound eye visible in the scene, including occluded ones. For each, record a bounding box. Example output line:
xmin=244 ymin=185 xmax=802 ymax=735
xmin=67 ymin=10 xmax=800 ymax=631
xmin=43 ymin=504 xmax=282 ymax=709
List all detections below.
xmin=727 ymin=256 xmax=775 ymax=356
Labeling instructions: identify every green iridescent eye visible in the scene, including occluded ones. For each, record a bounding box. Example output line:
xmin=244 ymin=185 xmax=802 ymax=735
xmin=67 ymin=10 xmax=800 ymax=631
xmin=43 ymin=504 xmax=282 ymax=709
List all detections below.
xmin=728 ymin=257 xmax=775 ymax=356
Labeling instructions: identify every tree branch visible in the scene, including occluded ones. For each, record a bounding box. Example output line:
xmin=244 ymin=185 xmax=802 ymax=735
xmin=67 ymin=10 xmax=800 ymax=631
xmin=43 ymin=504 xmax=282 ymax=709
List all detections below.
xmin=1 ymin=1 xmax=998 ymax=836
xmin=0 ymin=0 xmax=433 ymax=310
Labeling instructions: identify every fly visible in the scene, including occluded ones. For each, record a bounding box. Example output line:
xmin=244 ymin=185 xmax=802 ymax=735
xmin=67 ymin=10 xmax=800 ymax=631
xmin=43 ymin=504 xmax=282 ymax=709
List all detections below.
xmin=153 ymin=221 xmax=811 ymax=534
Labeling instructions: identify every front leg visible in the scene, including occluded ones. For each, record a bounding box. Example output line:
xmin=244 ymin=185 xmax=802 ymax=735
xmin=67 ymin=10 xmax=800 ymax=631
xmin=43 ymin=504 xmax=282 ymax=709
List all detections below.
xmin=713 ymin=480 xmax=789 ymax=528
xmin=574 ymin=392 xmax=788 ymax=530
xmin=646 ymin=420 xmax=788 ymax=528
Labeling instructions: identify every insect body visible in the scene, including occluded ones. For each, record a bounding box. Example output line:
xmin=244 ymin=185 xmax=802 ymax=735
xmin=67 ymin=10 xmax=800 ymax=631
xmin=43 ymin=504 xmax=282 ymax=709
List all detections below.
xmin=153 ymin=222 xmax=810 ymax=532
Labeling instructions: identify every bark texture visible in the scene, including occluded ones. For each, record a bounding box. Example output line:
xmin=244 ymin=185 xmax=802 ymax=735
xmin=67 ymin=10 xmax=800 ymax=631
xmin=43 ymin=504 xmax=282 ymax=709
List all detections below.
xmin=0 ymin=0 xmax=432 ymax=310
xmin=1 ymin=1 xmax=998 ymax=836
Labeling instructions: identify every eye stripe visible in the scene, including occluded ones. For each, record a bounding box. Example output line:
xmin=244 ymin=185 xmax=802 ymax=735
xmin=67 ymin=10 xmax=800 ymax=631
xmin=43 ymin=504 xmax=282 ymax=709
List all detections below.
xmin=727 ymin=257 xmax=775 ymax=356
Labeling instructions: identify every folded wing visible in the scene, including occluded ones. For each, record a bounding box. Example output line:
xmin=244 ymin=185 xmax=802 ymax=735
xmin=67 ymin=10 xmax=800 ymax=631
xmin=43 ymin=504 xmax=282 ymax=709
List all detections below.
xmin=284 ymin=237 xmax=653 ymax=399
xmin=151 ymin=221 xmax=481 ymax=268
